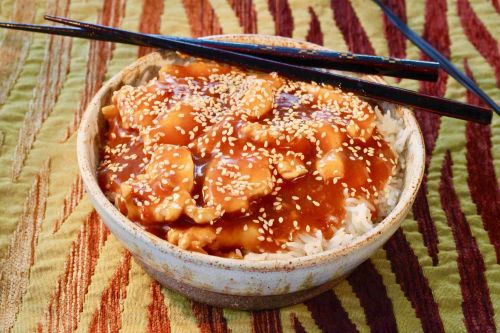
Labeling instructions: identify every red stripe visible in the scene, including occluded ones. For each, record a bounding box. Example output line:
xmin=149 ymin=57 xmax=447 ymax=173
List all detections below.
xmin=457 ymin=0 xmax=500 ymax=87
xmin=183 ymin=0 xmax=223 ymax=37
xmin=138 ymin=0 xmax=165 ymax=57
xmin=304 ymin=291 xmax=358 ymax=332
xmin=228 ymin=0 xmax=257 ymax=34
xmin=191 ymin=302 xmax=229 ymax=333
xmin=290 ymin=314 xmax=306 ymax=333
xmin=267 ymin=0 xmax=294 ymax=37
xmin=439 ymin=151 xmax=496 ymax=333
xmin=306 ymin=7 xmax=323 ymax=46
xmin=330 ymin=0 xmax=375 ymax=55
xmin=252 ymin=310 xmax=283 ymax=333
xmin=463 ymin=59 xmax=500 ymax=263
xmin=412 ymin=0 xmax=451 ymax=266
xmin=347 ymin=261 xmax=397 ymax=332
xmin=493 ymin=0 xmax=500 ymax=14
xmin=38 ymin=211 xmax=109 ymax=332
xmin=382 ymin=0 xmax=407 ymax=59
xmin=63 ymin=0 xmax=126 ymax=140
xmin=147 ymin=282 xmax=171 ymax=333
xmin=89 ymin=252 xmax=132 ymax=333
xmin=384 ymin=230 xmax=445 ymax=333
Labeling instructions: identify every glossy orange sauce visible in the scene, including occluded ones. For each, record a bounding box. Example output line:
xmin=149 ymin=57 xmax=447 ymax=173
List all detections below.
xmin=98 ymin=60 xmax=396 ymax=257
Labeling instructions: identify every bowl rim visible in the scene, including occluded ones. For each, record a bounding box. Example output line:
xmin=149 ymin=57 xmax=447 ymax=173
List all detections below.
xmin=77 ymin=34 xmax=425 ymax=272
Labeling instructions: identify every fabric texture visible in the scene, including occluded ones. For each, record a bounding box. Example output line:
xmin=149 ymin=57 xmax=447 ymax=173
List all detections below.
xmin=0 ymin=0 xmax=499 ymax=332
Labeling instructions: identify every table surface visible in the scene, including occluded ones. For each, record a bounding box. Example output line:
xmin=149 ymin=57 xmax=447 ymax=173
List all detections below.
xmin=0 ymin=0 xmax=499 ymax=332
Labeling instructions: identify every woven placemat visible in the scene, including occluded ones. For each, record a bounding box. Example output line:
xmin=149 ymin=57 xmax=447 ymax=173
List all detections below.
xmin=0 ymin=0 xmax=499 ymax=332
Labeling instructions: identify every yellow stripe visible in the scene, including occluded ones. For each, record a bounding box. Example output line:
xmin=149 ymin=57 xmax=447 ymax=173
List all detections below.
xmin=372 ymin=247 xmax=424 ymax=333
xmin=161 ymin=289 xmax=200 ymax=332
xmin=253 ymin=0 xmax=275 ymax=35
xmin=423 ymin=114 xmax=467 ymax=333
xmin=223 ymin=308 xmax=253 ymax=332
xmin=280 ymin=302 xmax=322 ymax=332
xmin=119 ymin=260 xmax=153 ymax=333
xmin=348 ymin=0 xmax=389 ymax=57
xmin=209 ymin=0 xmax=243 ymax=34
xmin=335 ymin=281 xmax=371 ymax=333
xmin=468 ymin=0 xmax=500 ymax=45
xmin=104 ymin=0 xmax=143 ymax=81
xmin=10 ymin=198 xmax=95 ymax=333
xmin=287 ymin=0 xmax=310 ymax=41
xmin=310 ymin=0 xmax=347 ymax=50
xmin=161 ymin=0 xmax=193 ymax=37
xmin=396 ymin=0 xmax=423 ymax=92
xmin=75 ymin=236 xmax=128 ymax=333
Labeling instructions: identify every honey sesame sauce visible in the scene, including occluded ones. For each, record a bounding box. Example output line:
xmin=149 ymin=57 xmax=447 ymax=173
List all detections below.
xmin=97 ymin=60 xmax=396 ymax=258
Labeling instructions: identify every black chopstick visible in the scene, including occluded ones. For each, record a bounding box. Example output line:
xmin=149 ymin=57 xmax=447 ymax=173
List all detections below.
xmin=373 ymin=0 xmax=500 ymax=117
xmin=0 ymin=21 xmax=439 ymax=82
xmin=43 ymin=15 xmax=492 ymax=124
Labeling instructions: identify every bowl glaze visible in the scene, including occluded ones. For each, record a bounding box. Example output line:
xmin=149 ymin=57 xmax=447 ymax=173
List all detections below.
xmin=77 ymin=34 xmax=425 ymax=309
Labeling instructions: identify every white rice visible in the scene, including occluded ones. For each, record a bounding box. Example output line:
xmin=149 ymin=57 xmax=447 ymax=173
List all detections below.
xmin=244 ymin=104 xmax=412 ymax=261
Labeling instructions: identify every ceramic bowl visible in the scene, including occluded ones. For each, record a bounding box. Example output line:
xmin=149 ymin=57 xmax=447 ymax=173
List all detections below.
xmin=77 ymin=34 xmax=425 ymax=310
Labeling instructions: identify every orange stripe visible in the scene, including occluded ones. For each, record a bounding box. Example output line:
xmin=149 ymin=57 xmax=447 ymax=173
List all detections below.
xmin=182 ymin=0 xmax=223 ymax=37
xmin=305 ymin=7 xmax=323 ymax=45
xmin=89 ymin=252 xmax=132 ymax=333
xmin=10 ymin=0 xmax=72 ymax=181
xmin=138 ymin=0 xmax=165 ymax=57
xmin=0 ymin=160 xmax=50 ymax=332
xmin=147 ymin=282 xmax=171 ymax=333
xmin=37 ymin=211 xmax=109 ymax=333
xmin=252 ymin=309 xmax=283 ymax=333
xmin=267 ymin=0 xmax=293 ymax=37
xmin=227 ymin=0 xmax=258 ymax=34
xmin=63 ymin=0 xmax=126 ymax=141
xmin=53 ymin=175 xmax=84 ymax=233
xmin=0 ymin=0 xmax=36 ymax=106
xmin=191 ymin=301 xmax=229 ymax=333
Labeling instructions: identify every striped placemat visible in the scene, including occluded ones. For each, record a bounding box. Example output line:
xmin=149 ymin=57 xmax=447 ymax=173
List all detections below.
xmin=0 ymin=0 xmax=499 ymax=332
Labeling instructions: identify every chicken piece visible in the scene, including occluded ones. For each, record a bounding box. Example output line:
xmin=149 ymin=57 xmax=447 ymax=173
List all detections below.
xmin=238 ymin=122 xmax=280 ymax=143
xmin=167 ymin=227 xmax=217 ymax=254
xmin=113 ymin=82 xmax=167 ymax=129
xmin=239 ymin=74 xmax=283 ymax=119
xmin=316 ymin=150 xmax=345 ymax=180
xmin=116 ymin=145 xmax=195 ymax=223
xmin=145 ymin=144 xmax=195 ymax=193
xmin=346 ymin=108 xmax=376 ymax=141
xmin=184 ymin=202 xmax=222 ymax=224
xmin=315 ymin=123 xmax=345 ymax=153
xmin=302 ymin=83 xmax=344 ymax=105
xmin=204 ymin=153 xmax=274 ymax=213
xmin=153 ymin=189 xmax=192 ymax=222
xmin=143 ymin=103 xmax=199 ymax=147
xmin=167 ymin=223 xmax=261 ymax=254
xmin=275 ymin=154 xmax=308 ymax=180
xmin=101 ymin=104 xmax=118 ymax=120
xmin=159 ymin=61 xmax=234 ymax=79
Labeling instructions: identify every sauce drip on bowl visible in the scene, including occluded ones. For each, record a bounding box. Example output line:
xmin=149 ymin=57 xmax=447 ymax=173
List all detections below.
xmin=98 ymin=60 xmax=396 ymax=258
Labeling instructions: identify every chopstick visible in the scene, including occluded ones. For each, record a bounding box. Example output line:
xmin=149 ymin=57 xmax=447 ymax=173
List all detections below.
xmin=43 ymin=15 xmax=492 ymax=124
xmin=0 ymin=22 xmax=440 ymax=81
xmin=373 ymin=0 xmax=500 ymax=117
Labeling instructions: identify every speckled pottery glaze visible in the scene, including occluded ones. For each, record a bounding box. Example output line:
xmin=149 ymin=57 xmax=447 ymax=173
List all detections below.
xmin=77 ymin=34 xmax=425 ymax=310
